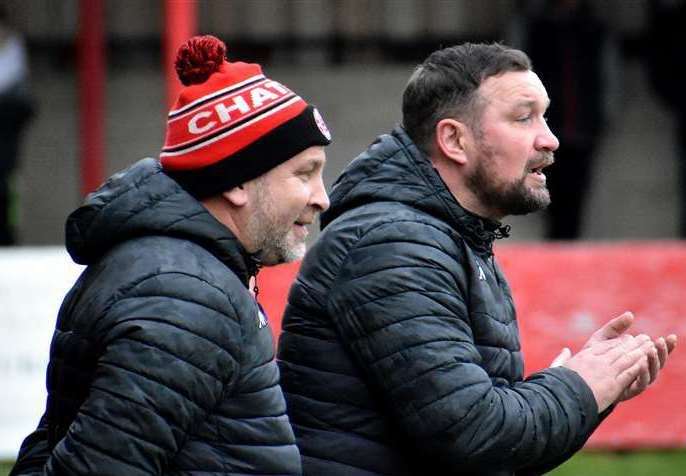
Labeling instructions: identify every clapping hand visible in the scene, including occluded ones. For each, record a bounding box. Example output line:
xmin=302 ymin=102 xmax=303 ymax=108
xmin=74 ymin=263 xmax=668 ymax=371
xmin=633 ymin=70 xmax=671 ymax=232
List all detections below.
xmin=550 ymin=312 xmax=677 ymax=412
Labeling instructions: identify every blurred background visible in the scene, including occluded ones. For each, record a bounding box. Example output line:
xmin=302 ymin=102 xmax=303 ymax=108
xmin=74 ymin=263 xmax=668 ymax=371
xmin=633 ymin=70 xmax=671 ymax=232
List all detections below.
xmin=1 ymin=0 xmax=686 ymax=475
xmin=1 ymin=0 xmax=685 ymax=246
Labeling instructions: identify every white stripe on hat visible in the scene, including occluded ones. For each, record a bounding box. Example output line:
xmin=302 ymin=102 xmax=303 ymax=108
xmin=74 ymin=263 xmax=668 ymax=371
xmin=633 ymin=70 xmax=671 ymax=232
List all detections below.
xmin=168 ymin=78 xmax=271 ymax=125
xmin=160 ymin=95 xmax=303 ymax=158
xmin=165 ymin=91 xmax=296 ymax=150
xmin=168 ymin=74 xmax=265 ymax=117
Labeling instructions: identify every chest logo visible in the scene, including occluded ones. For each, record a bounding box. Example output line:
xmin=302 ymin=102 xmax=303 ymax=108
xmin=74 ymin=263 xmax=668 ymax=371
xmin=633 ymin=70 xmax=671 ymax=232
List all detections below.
xmin=478 ymin=265 xmax=486 ymax=281
xmin=257 ymin=308 xmax=268 ymax=329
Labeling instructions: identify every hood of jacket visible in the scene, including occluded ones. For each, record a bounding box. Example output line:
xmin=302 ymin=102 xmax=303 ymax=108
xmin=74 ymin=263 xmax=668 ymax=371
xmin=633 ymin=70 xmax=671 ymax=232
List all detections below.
xmin=321 ymin=126 xmax=510 ymax=253
xmin=65 ymin=158 xmax=258 ymax=283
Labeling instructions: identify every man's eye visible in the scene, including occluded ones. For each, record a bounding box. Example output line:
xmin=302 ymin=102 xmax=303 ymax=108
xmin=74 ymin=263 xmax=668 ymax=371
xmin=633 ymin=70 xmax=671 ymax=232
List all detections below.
xmin=517 ymin=115 xmax=532 ymax=123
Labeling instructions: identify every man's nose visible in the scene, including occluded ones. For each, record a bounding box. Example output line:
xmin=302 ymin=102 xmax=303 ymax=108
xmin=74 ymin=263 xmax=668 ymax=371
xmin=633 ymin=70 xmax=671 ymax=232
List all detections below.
xmin=312 ymin=175 xmax=330 ymax=212
xmin=536 ymin=121 xmax=560 ymax=152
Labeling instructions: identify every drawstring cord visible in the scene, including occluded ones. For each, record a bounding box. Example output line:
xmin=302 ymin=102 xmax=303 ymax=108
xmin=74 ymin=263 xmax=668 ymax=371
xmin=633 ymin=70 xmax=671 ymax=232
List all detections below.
xmin=248 ymin=256 xmax=263 ymax=300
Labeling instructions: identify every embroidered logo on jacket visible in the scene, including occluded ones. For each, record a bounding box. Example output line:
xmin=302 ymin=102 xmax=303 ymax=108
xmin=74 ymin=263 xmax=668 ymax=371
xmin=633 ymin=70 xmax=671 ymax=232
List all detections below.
xmin=478 ymin=265 xmax=487 ymax=281
xmin=257 ymin=307 xmax=268 ymax=329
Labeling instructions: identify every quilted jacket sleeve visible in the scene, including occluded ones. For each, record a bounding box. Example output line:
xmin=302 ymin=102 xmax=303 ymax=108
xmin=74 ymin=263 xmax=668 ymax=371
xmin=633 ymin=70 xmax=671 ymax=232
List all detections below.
xmin=10 ymin=416 xmax=51 ymax=476
xmin=326 ymin=222 xmax=600 ymax=473
xmin=15 ymin=272 xmax=241 ymax=476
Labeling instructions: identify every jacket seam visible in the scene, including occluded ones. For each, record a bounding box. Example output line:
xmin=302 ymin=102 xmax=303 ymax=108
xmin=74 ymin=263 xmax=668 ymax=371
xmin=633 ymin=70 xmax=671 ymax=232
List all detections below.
xmin=113 ymin=271 xmax=237 ymax=320
xmin=117 ymin=335 xmax=228 ymax=383
xmin=89 ymin=384 xmax=180 ymax=431
xmin=345 ymin=287 xmax=466 ymax=321
xmin=285 ymin=388 xmax=375 ymax=413
xmin=97 ymin=359 xmax=211 ymax=413
xmin=78 ymin=407 xmax=174 ymax=453
xmin=109 ymin=315 xmax=239 ymax=361
xmin=65 ymin=429 xmax=151 ymax=474
xmin=364 ymin=335 xmax=474 ymax=366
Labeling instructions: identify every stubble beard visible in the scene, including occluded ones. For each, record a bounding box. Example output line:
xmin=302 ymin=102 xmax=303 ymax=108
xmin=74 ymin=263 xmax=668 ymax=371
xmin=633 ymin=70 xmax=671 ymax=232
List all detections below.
xmin=466 ymin=139 xmax=552 ymax=218
xmin=246 ymin=184 xmax=306 ymax=266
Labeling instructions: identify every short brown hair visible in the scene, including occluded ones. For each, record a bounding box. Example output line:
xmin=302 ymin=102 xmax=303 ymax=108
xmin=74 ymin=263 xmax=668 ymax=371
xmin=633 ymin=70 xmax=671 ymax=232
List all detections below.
xmin=402 ymin=43 xmax=531 ymax=154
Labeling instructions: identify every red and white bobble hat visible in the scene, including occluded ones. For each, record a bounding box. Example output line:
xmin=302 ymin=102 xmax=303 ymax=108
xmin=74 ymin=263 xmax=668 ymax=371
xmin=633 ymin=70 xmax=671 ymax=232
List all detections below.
xmin=161 ymin=35 xmax=332 ymax=198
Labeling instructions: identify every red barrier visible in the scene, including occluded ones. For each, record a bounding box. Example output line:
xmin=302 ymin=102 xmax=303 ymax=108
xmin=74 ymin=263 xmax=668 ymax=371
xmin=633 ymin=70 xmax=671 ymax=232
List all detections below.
xmin=258 ymin=242 xmax=686 ymax=449
xmin=258 ymin=261 xmax=301 ymax=335
xmin=498 ymin=242 xmax=686 ymax=449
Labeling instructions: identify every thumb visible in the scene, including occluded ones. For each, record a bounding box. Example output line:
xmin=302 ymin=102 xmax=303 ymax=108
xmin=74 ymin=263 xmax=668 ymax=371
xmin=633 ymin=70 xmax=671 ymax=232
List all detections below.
xmin=592 ymin=311 xmax=634 ymax=341
xmin=550 ymin=347 xmax=572 ymax=367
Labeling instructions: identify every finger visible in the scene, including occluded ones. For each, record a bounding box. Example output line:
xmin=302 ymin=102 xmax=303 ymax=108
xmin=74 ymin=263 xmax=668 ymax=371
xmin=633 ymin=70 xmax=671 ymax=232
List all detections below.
xmin=550 ymin=347 xmax=572 ymax=367
xmin=611 ymin=340 xmax=655 ymax=370
xmin=603 ymin=334 xmax=650 ymax=360
xmin=616 ymin=356 xmax=648 ymax=390
xmin=618 ymin=382 xmax=636 ymax=402
xmin=618 ymin=334 xmax=634 ymax=345
xmin=588 ymin=334 xmax=638 ymax=356
xmin=636 ymin=345 xmax=652 ymax=386
xmin=632 ymin=363 xmax=651 ymax=394
xmin=647 ymin=344 xmax=660 ymax=384
xmin=655 ymin=337 xmax=669 ymax=369
xmin=623 ymin=373 xmax=649 ymax=401
xmin=591 ymin=312 xmax=634 ymax=342
xmin=666 ymin=334 xmax=678 ymax=354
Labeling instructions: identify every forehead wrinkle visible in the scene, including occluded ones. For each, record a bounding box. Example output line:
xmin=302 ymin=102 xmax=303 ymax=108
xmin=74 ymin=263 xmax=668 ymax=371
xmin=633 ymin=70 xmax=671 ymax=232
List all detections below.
xmin=306 ymin=155 xmax=326 ymax=170
xmin=480 ymin=72 xmax=549 ymax=107
xmin=512 ymin=98 xmax=551 ymax=111
xmin=292 ymin=148 xmax=327 ymax=169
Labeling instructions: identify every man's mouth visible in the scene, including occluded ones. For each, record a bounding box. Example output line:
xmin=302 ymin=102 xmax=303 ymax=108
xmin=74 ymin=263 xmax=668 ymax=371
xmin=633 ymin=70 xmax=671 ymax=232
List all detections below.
xmin=528 ymin=157 xmax=555 ymax=175
xmin=292 ymin=220 xmax=311 ymax=239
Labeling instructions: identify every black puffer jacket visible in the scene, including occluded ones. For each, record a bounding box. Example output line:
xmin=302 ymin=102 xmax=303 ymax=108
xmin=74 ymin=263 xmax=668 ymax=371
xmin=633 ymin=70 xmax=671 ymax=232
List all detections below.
xmin=12 ymin=158 xmax=300 ymax=475
xmin=277 ymin=127 xmax=600 ymax=475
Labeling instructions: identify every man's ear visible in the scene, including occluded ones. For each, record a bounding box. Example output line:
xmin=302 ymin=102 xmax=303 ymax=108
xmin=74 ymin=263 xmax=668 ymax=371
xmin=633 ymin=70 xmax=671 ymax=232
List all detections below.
xmin=435 ymin=118 xmax=469 ymax=165
xmin=222 ymin=184 xmax=248 ymax=207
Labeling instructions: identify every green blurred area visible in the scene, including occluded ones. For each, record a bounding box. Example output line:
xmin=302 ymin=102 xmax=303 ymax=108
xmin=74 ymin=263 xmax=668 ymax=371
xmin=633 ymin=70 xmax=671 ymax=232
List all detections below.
xmin=549 ymin=450 xmax=686 ymax=475
xmin=2 ymin=451 xmax=686 ymax=475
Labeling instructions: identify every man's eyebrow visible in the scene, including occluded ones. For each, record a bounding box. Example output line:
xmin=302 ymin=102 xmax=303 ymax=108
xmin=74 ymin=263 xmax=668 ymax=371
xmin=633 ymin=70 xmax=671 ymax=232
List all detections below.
xmin=512 ymin=98 xmax=551 ymax=109
xmin=310 ymin=156 xmax=326 ymax=166
xmin=299 ymin=156 xmax=326 ymax=170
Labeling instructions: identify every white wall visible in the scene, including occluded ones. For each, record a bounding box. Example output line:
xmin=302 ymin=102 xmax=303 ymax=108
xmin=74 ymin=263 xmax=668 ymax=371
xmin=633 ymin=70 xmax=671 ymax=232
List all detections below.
xmin=0 ymin=247 xmax=83 ymax=459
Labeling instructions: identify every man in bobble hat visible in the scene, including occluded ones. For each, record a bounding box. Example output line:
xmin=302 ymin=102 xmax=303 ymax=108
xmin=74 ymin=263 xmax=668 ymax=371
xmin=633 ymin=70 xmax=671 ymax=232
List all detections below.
xmin=11 ymin=35 xmax=330 ymax=476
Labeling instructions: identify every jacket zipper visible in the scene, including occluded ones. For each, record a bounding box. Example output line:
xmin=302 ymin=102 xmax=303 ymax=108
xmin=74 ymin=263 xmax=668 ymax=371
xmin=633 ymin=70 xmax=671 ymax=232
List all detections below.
xmin=247 ymin=256 xmax=263 ymax=300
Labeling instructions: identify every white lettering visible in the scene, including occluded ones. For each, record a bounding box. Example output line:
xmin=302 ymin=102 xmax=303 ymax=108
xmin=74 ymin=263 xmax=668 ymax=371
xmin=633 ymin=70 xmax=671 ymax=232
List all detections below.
xmin=188 ymin=111 xmax=216 ymax=135
xmin=186 ymin=84 xmax=287 ymax=136
xmin=251 ymin=87 xmax=279 ymax=108
xmin=215 ymin=96 xmax=250 ymax=123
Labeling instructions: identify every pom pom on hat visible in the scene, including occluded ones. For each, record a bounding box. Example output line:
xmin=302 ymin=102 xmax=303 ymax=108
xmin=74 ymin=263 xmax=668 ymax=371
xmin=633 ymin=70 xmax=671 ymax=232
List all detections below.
xmin=161 ymin=35 xmax=332 ymax=199
xmin=175 ymin=35 xmax=226 ymax=86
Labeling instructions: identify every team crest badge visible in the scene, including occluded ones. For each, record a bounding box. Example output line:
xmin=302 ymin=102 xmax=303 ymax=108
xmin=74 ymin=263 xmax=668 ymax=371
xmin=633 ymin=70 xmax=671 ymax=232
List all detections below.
xmin=478 ymin=265 xmax=486 ymax=281
xmin=313 ymin=107 xmax=331 ymax=141
xmin=257 ymin=307 xmax=268 ymax=329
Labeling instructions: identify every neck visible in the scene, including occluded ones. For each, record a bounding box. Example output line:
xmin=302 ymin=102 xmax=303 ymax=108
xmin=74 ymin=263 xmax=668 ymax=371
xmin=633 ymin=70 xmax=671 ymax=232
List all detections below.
xmin=200 ymin=195 xmax=252 ymax=250
xmin=430 ymin=154 xmax=503 ymax=221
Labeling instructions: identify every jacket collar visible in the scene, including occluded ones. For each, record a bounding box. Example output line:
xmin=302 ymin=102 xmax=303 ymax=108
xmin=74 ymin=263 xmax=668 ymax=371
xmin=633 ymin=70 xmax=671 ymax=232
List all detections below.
xmin=66 ymin=158 xmax=260 ymax=285
xmin=323 ymin=127 xmax=510 ymax=254
xmin=392 ymin=127 xmax=510 ymax=254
